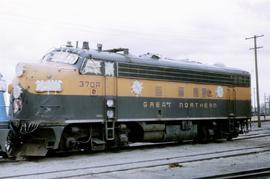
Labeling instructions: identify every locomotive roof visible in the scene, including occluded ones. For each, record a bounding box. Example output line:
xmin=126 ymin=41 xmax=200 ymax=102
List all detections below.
xmin=55 ymin=47 xmax=250 ymax=77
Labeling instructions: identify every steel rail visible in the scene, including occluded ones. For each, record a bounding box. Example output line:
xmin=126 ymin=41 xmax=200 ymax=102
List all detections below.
xmin=198 ymin=167 xmax=270 ymax=179
xmin=1 ymin=144 xmax=270 ymax=178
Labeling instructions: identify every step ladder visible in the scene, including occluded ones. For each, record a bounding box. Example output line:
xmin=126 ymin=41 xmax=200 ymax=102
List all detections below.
xmin=103 ymin=64 xmax=118 ymax=141
xmin=105 ymin=119 xmax=115 ymax=140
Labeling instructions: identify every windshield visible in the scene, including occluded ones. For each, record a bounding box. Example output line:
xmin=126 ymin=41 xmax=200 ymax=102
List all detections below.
xmin=42 ymin=51 xmax=79 ymax=65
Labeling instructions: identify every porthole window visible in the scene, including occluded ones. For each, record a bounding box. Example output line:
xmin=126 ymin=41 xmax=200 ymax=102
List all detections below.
xmin=155 ymin=86 xmax=162 ymax=96
xmin=178 ymin=87 xmax=184 ymax=97
xmin=202 ymin=88 xmax=207 ymax=97
xmin=193 ymin=88 xmax=199 ymax=97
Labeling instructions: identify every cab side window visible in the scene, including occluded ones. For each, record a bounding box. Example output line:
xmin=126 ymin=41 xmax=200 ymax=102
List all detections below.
xmin=80 ymin=58 xmax=103 ymax=75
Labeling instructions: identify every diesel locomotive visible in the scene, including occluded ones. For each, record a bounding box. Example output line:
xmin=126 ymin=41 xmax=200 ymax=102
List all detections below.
xmin=0 ymin=42 xmax=251 ymax=158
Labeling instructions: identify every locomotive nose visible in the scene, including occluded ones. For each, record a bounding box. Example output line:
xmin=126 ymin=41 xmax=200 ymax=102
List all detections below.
xmin=12 ymin=62 xmax=71 ymax=94
xmin=9 ymin=62 xmax=67 ymax=115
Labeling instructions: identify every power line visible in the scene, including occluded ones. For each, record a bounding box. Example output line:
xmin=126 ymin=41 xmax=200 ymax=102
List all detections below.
xmin=245 ymin=35 xmax=264 ymax=127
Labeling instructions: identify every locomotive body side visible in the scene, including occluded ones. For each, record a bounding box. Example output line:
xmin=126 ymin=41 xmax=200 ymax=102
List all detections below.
xmin=0 ymin=45 xmax=251 ymax=157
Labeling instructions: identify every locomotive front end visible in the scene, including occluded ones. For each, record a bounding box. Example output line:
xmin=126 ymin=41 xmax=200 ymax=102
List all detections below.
xmin=4 ymin=48 xmax=82 ymax=157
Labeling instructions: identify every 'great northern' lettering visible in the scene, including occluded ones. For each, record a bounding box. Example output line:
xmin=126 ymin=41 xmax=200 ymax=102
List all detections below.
xmin=143 ymin=101 xmax=218 ymax=109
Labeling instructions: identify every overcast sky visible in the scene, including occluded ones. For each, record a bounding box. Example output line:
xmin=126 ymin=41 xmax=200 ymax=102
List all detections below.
xmin=0 ymin=0 xmax=269 ymax=104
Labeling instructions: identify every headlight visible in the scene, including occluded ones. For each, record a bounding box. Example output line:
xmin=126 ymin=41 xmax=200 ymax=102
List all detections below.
xmin=13 ymin=85 xmax=23 ymax=98
xmin=107 ymin=110 xmax=114 ymax=118
xmin=15 ymin=63 xmax=25 ymax=77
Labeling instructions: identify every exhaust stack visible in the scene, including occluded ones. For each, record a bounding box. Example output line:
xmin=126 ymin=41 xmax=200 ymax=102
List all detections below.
xmin=82 ymin=41 xmax=89 ymax=50
xmin=97 ymin=43 xmax=102 ymax=51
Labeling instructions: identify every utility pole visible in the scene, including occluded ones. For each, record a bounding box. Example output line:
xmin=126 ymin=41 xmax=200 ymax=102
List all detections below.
xmin=269 ymin=95 xmax=270 ymax=116
xmin=266 ymin=95 xmax=269 ymax=116
xmin=267 ymin=95 xmax=270 ymax=116
xmin=246 ymin=35 xmax=264 ymax=128
xmin=253 ymin=88 xmax=256 ymax=113
xmin=265 ymin=93 xmax=267 ymax=115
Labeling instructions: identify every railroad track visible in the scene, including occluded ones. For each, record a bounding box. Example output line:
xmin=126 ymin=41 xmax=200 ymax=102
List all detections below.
xmin=0 ymin=158 xmax=18 ymax=163
xmin=1 ymin=143 xmax=270 ymax=178
xmin=1 ymin=128 xmax=270 ymax=178
xmin=0 ymin=132 xmax=268 ymax=162
xmin=235 ymin=132 xmax=270 ymax=141
xmin=198 ymin=167 xmax=270 ymax=179
xmin=250 ymin=127 xmax=270 ymax=133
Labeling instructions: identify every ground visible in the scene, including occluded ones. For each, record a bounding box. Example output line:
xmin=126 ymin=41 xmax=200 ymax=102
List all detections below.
xmin=1 ymin=120 xmax=270 ymax=178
